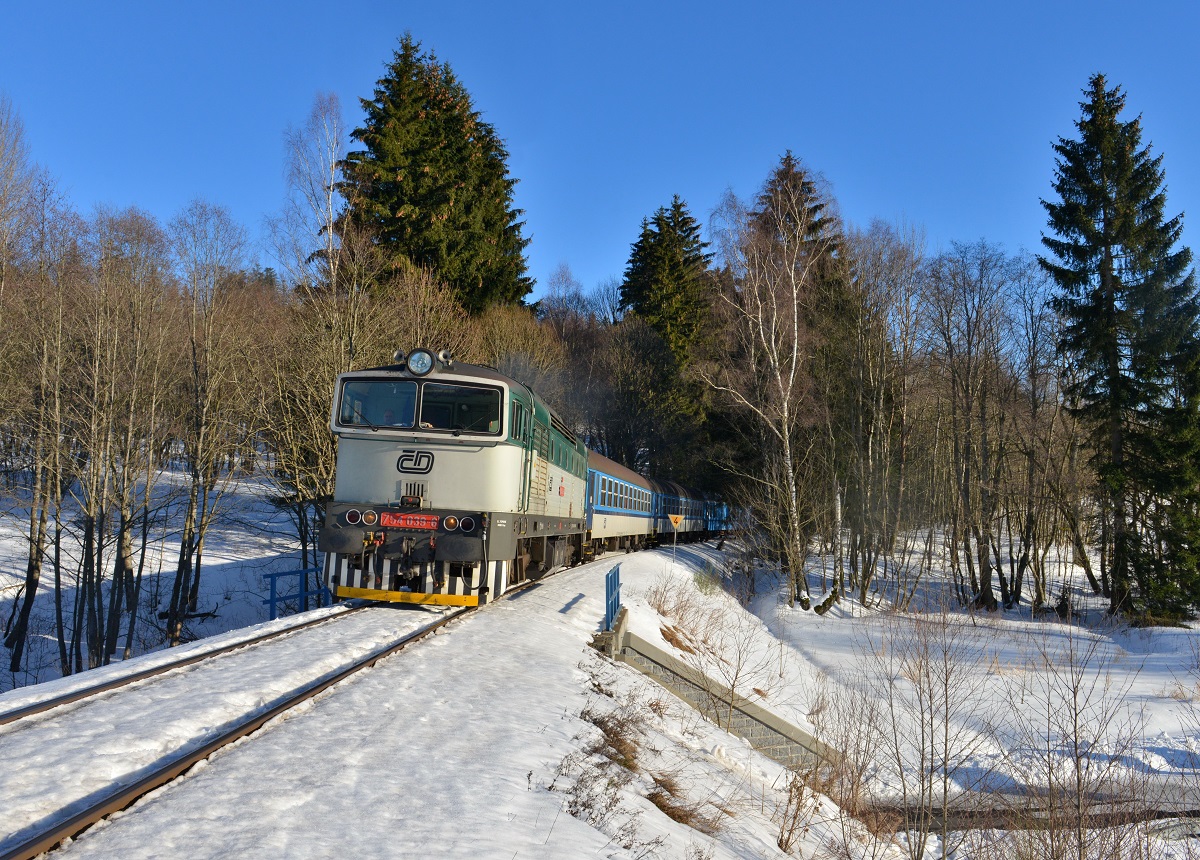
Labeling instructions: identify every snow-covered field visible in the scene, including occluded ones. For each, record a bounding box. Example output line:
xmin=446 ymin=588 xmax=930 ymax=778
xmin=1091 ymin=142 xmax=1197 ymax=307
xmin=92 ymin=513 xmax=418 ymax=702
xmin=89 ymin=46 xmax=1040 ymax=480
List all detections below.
xmin=0 ymin=474 xmax=315 ymax=692
xmin=2 ymin=477 xmax=1200 ymax=858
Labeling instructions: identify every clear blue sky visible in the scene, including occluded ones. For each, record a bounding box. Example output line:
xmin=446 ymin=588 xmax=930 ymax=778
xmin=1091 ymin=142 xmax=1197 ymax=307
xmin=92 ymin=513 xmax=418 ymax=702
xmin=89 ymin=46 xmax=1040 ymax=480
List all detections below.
xmin=2 ymin=1 xmax=1198 ymax=298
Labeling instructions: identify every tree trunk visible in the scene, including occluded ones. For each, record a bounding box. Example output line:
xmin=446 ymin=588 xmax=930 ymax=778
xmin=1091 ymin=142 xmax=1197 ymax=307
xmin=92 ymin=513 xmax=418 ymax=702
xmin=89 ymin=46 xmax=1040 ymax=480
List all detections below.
xmin=5 ymin=478 xmax=47 ymax=672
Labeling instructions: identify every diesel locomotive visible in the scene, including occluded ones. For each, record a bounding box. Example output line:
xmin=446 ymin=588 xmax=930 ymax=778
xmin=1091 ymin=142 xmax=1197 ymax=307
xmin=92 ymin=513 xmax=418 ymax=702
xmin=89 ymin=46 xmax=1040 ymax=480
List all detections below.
xmin=318 ymin=348 xmax=726 ymax=606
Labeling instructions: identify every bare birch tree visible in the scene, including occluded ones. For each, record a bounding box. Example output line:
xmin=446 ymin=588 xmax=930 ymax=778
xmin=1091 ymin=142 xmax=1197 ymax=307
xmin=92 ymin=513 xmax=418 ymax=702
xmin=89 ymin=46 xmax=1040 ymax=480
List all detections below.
xmin=703 ymin=155 xmax=841 ymax=605
xmin=263 ymin=93 xmax=405 ymax=573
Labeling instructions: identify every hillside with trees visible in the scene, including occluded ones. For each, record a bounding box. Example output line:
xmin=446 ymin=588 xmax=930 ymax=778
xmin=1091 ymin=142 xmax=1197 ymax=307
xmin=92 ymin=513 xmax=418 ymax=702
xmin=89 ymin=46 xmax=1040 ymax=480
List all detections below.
xmin=1 ymin=53 xmax=1198 ymax=687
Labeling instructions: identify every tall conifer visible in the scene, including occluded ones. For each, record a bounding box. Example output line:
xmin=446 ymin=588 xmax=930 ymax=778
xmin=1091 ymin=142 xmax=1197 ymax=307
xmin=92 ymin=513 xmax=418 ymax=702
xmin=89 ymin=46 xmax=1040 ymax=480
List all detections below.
xmin=1040 ymin=73 xmax=1200 ymax=616
xmin=339 ymin=35 xmax=531 ymax=313
xmin=620 ymin=195 xmax=713 ymax=364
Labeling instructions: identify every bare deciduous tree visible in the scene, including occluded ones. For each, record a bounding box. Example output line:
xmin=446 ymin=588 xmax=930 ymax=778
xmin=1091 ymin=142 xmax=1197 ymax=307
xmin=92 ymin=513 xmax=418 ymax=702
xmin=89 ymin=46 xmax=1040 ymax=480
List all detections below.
xmin=873 ymin=607 xmax=998 ymax=860
xmin=704 ymin=159 xmax=841 ymax=605
xmin=166 ymin=199 xmax=251 ymax=645
xmin=95 ymin=208 xmax=175 ymax=663
xmin=2 ymin=175 xmax=81 ymax=675
xmin=833 ymin=221 xmax=926 ymax=606
xmin=924 ymin=241 xmax=1015 ymax=609
xmin=997 ymin=624 xmax=1153 ymax=860
xmin=0 ymin=93 xmax=34 ymax=296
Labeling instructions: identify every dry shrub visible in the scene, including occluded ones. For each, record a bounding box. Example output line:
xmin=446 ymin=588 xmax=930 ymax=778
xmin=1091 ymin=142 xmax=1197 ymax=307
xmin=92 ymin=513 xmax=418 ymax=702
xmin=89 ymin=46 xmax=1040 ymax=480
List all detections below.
xmin=776 ymin=764 xmax=824 ymax=854
xmin=558 ymin=661 xmax=729 ymax=848
xmin=581 ymin=701 xmax=642 ymax=772
xmin=994 ymin=624 xmax=1158 ymax=860
xmin=646 ymin=696 xmax=670 ymax=718
xmin=552 ymin=749 xmax=631 ymax=829
xmin=1164 ymin=681 xmax=1198 ymax=703
xmin=646 ymin=773 xmax=724 ymax=836
xmin=581 ymin=700 xmax=724 ymax=836
xmin=647 ymin=576 xmax=726 ymax=660
xmin=648 ymin=571 xmax=786 ymax=731
xmin=551 ymin=693 xmax=646 ymax=848
xmin=803 ymin=675 xmax=899 ymax=859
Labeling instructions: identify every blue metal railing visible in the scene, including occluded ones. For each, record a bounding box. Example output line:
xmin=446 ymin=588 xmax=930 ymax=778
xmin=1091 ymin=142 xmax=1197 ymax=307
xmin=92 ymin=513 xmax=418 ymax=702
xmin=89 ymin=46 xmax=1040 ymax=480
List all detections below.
xmin=604 ymin=564 xmax=621 ymax=632
xmin=262 ymin=567 xmax=331 ymax=620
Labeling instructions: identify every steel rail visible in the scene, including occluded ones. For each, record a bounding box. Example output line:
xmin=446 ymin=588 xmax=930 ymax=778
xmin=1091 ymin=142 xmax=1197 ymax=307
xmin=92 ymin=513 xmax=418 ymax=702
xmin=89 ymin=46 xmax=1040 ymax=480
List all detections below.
xmin=0 ymin=604 xmax=473 ymax=860
xmin=0 ymin=604 xmax=365 ymax=728
xmin=0 ymin=567 xmax=570 ymax=860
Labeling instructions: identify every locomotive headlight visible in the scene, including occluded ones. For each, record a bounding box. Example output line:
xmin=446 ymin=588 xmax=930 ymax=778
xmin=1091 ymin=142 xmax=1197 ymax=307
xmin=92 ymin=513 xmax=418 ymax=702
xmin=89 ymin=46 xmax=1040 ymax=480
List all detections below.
xmin=443 ymin=515 xmax=459 ymax=531
xmin=459 ymin=516 xmax=476 ymax=532
xmin=344 ymin=509 xmax=362 ymax=525
xmin=361 ymin=510 xmax=379 ymax=526
xmin=406 ymin=348 xmax=435 ymax=376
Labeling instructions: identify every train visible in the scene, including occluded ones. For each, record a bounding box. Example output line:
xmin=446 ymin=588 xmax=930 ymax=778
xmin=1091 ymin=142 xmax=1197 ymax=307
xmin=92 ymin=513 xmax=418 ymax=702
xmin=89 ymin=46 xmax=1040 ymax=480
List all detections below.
xmin=317 ymin=347 xmax=728 ymax=606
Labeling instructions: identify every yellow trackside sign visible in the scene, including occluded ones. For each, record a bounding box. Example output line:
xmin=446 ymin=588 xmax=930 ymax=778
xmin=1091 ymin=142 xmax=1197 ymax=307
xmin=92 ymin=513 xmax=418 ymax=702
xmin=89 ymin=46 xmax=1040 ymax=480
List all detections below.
xmin=668 ymin=514 xmax=683 ymax=529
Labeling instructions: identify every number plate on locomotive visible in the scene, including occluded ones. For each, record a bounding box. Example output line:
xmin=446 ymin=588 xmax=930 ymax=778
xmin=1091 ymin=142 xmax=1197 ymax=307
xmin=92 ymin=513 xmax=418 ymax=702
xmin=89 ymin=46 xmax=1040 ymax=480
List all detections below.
xmin=379 ymin=512 xmax=440 ymax=530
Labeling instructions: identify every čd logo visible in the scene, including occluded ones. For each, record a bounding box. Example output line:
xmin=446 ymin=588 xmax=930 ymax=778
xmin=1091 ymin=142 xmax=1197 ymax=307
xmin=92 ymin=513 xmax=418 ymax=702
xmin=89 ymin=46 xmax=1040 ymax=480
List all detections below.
xmin=397 ymin=450 xmax=435 ymax=474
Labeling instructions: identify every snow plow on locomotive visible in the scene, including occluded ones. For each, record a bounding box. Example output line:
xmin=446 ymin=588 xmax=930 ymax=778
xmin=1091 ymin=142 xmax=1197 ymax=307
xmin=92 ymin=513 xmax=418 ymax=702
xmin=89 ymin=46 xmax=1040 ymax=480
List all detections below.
xmin=318 ymin=348 xmax=727 ymax=606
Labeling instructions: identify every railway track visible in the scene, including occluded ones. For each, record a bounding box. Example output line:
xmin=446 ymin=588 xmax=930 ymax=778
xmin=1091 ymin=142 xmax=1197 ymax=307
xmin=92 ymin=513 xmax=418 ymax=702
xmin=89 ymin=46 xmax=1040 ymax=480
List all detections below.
xmin=0 ymin=603 xmax=362 ymax=727
xmin=0 ymin=568 xmax=567 ymax=860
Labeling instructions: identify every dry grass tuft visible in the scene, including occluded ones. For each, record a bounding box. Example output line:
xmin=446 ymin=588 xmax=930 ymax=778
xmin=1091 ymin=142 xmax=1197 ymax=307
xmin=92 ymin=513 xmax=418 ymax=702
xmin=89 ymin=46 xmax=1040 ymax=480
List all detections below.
xmin=661 ymin=624 xmax=697 ymax=654
xmin=581 ymin=703 xmax=642 ymax=771
xmin=646 ymin=773 xmax=724 ymax=835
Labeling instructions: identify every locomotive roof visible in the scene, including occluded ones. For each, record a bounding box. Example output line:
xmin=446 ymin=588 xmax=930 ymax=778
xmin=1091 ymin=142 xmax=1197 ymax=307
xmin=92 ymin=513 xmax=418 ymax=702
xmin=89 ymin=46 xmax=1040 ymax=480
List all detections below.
xmin=344 ymin=356 xmax=585 ymax=452
xmin=352 ymin=358 xmax=517 ymax=388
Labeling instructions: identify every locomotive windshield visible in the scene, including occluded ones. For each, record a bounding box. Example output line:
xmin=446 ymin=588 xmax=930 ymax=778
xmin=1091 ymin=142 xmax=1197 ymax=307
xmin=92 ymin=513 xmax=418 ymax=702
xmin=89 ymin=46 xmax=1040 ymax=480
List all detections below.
xmin=418 ymin=383 xmax=501 ymax=434
xmin=338 ymin=380 xmax=417 ymax=428
xmin=336 ymin=378 xmax=501 ymax=435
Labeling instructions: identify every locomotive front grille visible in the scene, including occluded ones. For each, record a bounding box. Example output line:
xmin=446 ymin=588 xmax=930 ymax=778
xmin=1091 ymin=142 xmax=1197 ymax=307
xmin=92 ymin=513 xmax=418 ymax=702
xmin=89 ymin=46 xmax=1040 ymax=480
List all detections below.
xmin=404 ymin=482 xmax=427 ymax=497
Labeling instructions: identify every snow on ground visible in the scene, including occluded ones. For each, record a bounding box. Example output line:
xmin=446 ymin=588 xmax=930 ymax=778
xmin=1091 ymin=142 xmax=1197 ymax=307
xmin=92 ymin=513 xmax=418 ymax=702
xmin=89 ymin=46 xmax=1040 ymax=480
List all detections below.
xmin=43 ymin=553 xmax=859 ymax=860
xmin=757 ymin=574 xmax=1200 ymax=797
xmin=0 ymin=473 xmax=316 ymax=692
xmin=0 ymin=606 xmax=447 ymax=852
xmin=3 ymin=477 xmax=1200 ymax=856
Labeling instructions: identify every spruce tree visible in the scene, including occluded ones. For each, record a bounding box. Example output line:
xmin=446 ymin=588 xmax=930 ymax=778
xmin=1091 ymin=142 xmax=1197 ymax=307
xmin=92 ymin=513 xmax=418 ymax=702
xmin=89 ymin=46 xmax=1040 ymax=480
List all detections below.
xmin=339 ymin=34 xmax=531 ymax=314
xmin=620 ymin=195 xmax=713 ymax=364
xmin=752 ymin=152 xmax=839 ymax=253
xmin=1040 ymin=73 xmax=1200 ymax=617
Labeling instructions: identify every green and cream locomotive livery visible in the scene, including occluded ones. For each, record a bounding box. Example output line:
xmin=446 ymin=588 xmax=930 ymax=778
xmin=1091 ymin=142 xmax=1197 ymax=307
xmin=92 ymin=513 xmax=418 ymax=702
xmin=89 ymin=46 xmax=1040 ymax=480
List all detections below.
xmin=319 ymin=349 xmax=588 ymax=606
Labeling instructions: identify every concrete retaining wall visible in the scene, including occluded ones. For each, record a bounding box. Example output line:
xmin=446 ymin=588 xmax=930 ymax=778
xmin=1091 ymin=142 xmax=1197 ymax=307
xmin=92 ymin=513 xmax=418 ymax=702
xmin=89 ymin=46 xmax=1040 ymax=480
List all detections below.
xmin=594 ymin=607 xmax=835 ymax=769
